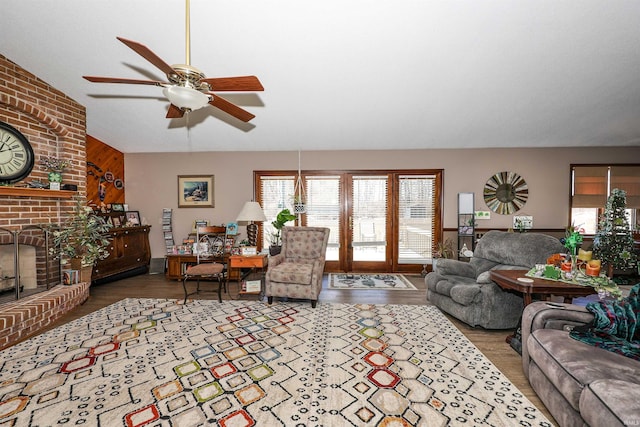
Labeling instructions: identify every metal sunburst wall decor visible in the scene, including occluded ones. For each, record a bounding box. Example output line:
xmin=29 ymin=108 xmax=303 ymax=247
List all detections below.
xmin=483 ymin=171 xmax=528 ymax=215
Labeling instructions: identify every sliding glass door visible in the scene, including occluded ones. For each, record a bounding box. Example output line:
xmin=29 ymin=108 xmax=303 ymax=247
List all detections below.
xmin=349 ymin=174 xmax=390 ymax=271
xmin=256 ymin=169 xmax=442 ymax=273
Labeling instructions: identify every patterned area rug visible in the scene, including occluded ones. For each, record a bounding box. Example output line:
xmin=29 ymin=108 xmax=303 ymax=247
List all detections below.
xmin=328 ymin=273 xmax=418 ymax=290
xmin=0 ymin=299 xmax=552 ymax=426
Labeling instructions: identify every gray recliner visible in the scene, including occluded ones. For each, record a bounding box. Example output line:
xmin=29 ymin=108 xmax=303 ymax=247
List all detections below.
xmin=425 ymin=230 xmax=565 ymax=329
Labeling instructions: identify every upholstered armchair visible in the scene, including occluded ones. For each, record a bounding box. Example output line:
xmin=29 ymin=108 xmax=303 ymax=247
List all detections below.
xmin=265 ymin=226 xmax=330 ymax=308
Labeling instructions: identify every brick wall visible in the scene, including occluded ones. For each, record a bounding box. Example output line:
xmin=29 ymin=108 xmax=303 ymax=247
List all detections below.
xmin=0 ymin=54 xmax=87 ymax=228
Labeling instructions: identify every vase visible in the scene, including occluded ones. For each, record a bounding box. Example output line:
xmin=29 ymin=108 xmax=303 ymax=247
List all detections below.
xmin=269 ymin=245 xmax=282 ymax=256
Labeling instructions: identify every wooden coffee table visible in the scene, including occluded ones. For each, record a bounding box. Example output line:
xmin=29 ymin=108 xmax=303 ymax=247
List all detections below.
xmin=491 ymin=269 xmax=597 ymax=351
xmin=490 ymin=269 xmax=596 ymax=306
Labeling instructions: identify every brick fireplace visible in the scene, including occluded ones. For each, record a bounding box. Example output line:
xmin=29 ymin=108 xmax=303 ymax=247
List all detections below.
xmin=0 ymin=54 xmax=89 ymax=347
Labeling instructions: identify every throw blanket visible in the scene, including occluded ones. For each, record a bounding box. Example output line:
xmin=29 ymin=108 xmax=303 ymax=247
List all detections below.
xmin=570 ymin=284 xmax=640 ymax=360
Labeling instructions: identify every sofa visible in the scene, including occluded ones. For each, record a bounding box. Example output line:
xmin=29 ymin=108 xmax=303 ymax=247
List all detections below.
xmin=521 ymin=300 xmax=640 ymax=426
xmin=425 ymin=230 xmax=565 ymax=329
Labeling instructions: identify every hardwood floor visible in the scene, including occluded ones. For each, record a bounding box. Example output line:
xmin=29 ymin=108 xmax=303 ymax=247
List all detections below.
xmin=38 ymin=272 xmax=556 ymax=425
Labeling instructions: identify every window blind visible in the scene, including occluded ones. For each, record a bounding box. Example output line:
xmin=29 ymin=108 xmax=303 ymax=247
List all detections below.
xmin=398 ymin=175 xmax=436 ymax=263
xmin=610 ymin=166 xmax=640 ymax=208
xmin=572 ymin=166 xmax=608 ymax=208
xmin=305 ymin=176 xmax=340 ymax=260
xmin=259 ymin=175 xmax=295 ymax=248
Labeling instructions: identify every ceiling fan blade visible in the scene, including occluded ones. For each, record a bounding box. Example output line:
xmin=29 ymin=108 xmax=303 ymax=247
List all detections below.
xmin=208 ymin=94 xmax=255 ymax=122
xmin=83 ymin=76 xmax=165 ymax=86
xmin=166 ymin=104 xmax=185 ymax=119
xmin=116 ymin=37 xmax=176 ymax=76
xmin=201 ymin=76 xmax=264 ymax=92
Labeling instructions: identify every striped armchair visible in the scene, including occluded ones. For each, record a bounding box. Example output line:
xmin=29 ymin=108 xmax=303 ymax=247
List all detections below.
xmin=265 ymin=226 xmax=330 ymax=308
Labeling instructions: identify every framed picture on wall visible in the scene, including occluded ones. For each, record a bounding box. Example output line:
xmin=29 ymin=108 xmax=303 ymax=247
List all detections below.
xmin=178 ymin=175 xmax=215 ymax=208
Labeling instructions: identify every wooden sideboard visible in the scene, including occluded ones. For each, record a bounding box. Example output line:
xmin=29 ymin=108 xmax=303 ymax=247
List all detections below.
xmin=93 ymin=225 xmax=151 ymax=283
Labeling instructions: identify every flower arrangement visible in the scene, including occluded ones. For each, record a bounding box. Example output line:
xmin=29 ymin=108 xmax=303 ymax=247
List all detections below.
xmin=39 ymin=156 xmax=70 ymax=173
xmin=49 ymin=197 xmax=112 ymax=266
xmin=562 ymin=224 xmax=584 ymax=256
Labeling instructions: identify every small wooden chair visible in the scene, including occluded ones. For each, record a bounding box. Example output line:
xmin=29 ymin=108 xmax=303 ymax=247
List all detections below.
xmin=182 ymin=226 xmax=228 ymax=303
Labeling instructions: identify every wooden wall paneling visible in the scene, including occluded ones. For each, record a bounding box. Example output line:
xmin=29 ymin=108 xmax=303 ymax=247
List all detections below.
xmin=86 ymin=135 xmax=125 ymax=207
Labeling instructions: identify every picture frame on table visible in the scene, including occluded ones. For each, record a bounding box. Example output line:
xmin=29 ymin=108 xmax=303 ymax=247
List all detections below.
xmin=111 ymin=203 xmax=124 ymax=212
xmin=193 ymin=219 xmax=209 ymax=231
xmin=178 ymin=175 xmax=214 ymax=208
xmin=126 ymin=211 xmax=141 ymax=226
xmin=112 ymin=216 xmax=121 ymax=227
xmin=225 ymin=222 xmax=238 ymax=236
xmin=240 ymin=246 xmax=257 ymax=256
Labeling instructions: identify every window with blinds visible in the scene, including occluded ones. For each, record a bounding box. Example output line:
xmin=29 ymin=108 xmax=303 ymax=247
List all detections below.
xmin=571 ymin=165 xmax=640 ymax=234
xmin=398 ymin=175 xmax=436 ymax=263
xmin=305 ymin=176 xmax=341 ymax=261
xmin=259 ymin=175 xmax=295 ymax=248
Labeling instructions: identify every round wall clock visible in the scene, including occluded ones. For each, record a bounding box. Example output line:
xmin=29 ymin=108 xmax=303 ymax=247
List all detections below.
xmin=0 ymin=121 xmax=35 ymax=184
xmin=483 ymin=171 xmax=528 ymax=215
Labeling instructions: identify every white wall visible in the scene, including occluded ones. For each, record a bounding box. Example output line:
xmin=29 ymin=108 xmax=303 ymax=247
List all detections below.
xmin=125 ymin=146 xmax=640 ymax=258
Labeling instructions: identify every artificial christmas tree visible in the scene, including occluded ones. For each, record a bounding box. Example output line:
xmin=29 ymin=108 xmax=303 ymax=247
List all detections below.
xmin=593 ymin=188 xmax=637 ymax=277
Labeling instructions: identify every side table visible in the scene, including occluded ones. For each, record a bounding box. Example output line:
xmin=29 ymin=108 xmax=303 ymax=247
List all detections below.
xmin=227 ymin=254 xmax=269 ymax=298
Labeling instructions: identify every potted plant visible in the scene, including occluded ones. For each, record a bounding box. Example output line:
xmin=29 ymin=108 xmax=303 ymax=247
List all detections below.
xmin=49 ymin=197 xmax=113 ymax=282
xmin=268 ymin=208 xmax=297 ymax=255
xmin=425 ymin=238 xmax=455 ymax=275
xmin=39 ymin=156 xmax=70 ymax=189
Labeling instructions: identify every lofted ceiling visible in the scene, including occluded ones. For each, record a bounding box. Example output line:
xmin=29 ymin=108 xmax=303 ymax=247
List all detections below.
xmin=3 ymin=0 xmax=640 ymax=153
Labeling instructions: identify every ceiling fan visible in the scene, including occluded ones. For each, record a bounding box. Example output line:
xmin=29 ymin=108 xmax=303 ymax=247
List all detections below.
xmin=82 ymin=0 xmax=263 ymax=122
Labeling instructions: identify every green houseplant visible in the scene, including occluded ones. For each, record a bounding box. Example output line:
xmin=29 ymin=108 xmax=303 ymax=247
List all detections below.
xmin=50 ymin=197 xmax=113 ymax=280
xmin=424 ymin=238 xmax=455 ymax=275
xmin=268 ymin=208 xmax=297 ymax=255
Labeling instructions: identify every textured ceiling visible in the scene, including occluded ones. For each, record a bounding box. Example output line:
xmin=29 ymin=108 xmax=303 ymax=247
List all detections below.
xmin=3 ymin=0 xmax=640 ymax=153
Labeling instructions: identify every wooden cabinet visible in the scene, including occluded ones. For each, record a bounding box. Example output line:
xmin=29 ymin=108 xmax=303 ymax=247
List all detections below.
xmin=93 ymin=226 xmax=151 ymax=283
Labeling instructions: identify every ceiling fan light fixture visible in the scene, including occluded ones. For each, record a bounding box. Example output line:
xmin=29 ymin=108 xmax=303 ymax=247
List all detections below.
xmin=162 ymin=85 xmax=210 ymax=111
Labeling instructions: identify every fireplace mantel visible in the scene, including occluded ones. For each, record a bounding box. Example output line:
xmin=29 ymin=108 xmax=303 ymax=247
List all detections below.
xmin=0 ymin=187 xmax=75 ymax=199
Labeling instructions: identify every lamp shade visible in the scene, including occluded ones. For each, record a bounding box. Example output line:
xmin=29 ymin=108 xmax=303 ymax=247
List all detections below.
xmin=162 ymin=86 xmax=210 ymax=111
xmin=236 ymin=201 xmax=267 ymax=222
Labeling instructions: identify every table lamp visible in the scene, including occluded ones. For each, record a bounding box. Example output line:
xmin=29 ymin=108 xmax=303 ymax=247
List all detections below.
xmin=236 ymin=201 xmax=267 ymax=247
